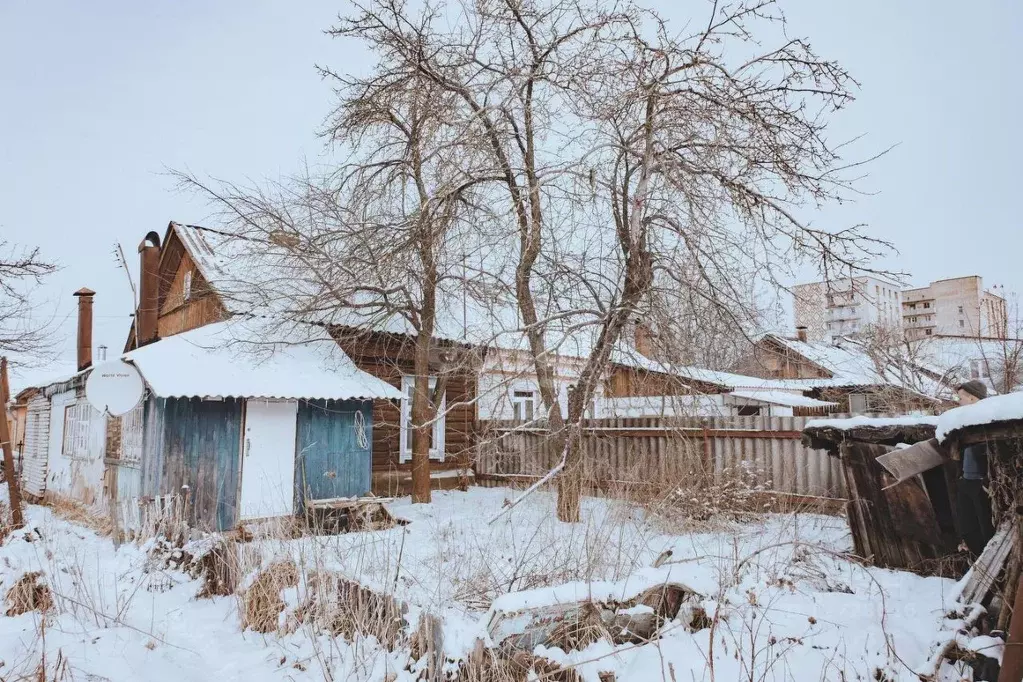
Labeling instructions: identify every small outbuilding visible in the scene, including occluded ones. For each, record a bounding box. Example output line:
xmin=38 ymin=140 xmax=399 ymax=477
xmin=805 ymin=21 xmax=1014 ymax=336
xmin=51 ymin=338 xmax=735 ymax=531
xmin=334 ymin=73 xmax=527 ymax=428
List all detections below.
xmin=111 ymin=319 xmax=402 ymax=532
xmin=803 ymin=416 xmax=961 ymax=573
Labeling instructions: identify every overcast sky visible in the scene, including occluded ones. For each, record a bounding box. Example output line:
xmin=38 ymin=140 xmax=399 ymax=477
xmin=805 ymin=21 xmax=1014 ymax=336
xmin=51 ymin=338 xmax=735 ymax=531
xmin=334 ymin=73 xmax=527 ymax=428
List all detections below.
xmin=2 ymin=0 xmax=1020 ymax=381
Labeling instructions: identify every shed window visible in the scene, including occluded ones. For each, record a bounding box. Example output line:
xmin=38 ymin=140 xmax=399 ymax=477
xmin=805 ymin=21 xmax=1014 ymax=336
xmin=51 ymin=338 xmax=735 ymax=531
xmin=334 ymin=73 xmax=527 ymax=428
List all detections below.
xmin=183 ymin=270 xmax=193 ymax=301
xmin=400 ymin=376 xmax=445 ymax=463
xmin=62 ymin=401 xmax=91 ymax=458
xmin=848 ymin=393 xmax=868 ymax=415
xmin=512 ymin=389 xmax=536 ymax=421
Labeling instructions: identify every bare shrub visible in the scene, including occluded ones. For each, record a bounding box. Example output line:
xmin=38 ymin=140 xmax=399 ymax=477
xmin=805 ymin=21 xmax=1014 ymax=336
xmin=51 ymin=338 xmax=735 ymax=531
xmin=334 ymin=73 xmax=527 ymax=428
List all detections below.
xmin=241 ymin=560 xmax=299 ymax=633
xmin=293 ymin=571 xmax=408 ymax=650
xmin=5 ymin=570 xmax=53 ymax=616
xmin=648 ymin=465 xmax=774 ymax=532
xmin=145 ymin=534 xmax=240 ymax=598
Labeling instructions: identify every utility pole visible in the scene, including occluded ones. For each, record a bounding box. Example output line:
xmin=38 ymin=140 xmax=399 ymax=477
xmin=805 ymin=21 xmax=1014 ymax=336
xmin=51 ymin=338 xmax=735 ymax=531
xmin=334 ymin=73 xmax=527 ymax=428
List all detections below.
xmin=0 ymin=357 xmax=25 ymax=529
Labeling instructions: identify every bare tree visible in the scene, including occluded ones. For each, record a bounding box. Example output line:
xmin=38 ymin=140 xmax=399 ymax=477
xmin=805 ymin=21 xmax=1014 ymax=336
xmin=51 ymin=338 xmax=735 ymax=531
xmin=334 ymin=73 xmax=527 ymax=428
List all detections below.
xmin=0 ymin=241 xmax=57 ymax=358
xmin=338 ymin=0 xmax=890 ymax=521
xmin=175 ymin=65 xmax=502 ymax=503
xmin=967 ymin=294 xmax=1023 ymax=394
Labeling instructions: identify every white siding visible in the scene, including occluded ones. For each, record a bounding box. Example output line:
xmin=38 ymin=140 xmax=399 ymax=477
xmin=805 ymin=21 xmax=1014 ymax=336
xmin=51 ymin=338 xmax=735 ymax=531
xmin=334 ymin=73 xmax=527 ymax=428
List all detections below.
xmin=22 ymin=394 xmax=51 ymax=498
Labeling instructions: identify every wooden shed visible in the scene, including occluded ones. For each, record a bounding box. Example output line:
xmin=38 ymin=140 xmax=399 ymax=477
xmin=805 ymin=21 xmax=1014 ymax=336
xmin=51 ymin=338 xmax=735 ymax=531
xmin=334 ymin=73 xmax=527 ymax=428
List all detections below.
xmin=114 ymin=319 xmax=401 ymax=532
xmin=803 ymin=416 xmax=962 ymax=574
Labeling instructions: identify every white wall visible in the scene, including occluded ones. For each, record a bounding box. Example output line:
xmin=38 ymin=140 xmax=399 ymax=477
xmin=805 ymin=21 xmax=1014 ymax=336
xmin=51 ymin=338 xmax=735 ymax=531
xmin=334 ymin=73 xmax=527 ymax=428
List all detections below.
xmin=45 ymin=389 xmax=107 ymax=509
xmin=478 ymin=349 xmax=606 ymax=420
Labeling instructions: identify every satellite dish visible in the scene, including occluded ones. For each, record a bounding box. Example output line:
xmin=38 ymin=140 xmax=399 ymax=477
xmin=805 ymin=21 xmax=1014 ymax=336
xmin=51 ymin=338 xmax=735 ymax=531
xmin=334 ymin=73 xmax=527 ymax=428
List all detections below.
xmin=86 ymin=360 xmax=145 ymax=416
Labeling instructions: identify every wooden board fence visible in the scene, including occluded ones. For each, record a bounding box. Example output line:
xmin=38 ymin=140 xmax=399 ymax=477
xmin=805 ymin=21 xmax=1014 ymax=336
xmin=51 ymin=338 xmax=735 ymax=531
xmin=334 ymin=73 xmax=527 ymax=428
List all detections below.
xmin=475 ymin=416 xmax=848 ymax=500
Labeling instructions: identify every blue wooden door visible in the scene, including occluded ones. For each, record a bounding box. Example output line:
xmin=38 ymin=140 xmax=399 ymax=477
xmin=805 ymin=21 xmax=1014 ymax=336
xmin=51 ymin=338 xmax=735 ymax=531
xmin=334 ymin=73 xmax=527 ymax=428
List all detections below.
xmin=295 ymin=400 xmax=373 ymax=509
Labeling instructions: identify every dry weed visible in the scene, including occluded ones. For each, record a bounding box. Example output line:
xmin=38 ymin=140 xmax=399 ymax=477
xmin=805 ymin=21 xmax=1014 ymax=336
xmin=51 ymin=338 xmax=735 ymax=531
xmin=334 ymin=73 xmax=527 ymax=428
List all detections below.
xmin=193 ymin=538 xmax=240 ymax=598
xmin=241 ymin=560 xmax=299 ymax=633
xmin=5 ymin=571 xmax=53 ymax=616
xmin=294 ymin=571 xmax=408 ymax=650
xmin=45 ymin=495 xmax=113 ymax=536
xmin=0 ymin=499 xmax=11 ymax=540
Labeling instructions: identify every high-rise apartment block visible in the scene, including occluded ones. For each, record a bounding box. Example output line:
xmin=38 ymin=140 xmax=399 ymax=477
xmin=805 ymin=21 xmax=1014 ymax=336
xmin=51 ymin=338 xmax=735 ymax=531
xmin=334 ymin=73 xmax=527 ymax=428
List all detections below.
xmin=902 ymin=276 xmax=1007 ymax=340
xmin=792 ymin=276 xmax=903 ymax=343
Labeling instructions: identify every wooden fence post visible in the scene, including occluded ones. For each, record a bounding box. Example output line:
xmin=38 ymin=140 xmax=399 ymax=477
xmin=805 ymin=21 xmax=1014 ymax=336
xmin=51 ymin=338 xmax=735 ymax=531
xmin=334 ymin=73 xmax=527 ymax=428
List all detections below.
xmin=0 ymin=358 xmax=25 ymax=529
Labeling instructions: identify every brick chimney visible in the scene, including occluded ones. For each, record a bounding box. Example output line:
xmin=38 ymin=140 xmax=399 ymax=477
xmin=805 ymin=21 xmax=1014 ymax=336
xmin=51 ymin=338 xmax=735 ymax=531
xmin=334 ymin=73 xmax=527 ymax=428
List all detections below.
xmin=634 ymin=321 xmax=655 ymax=359
xmin=73 ymin=288 xmax=96 ymax=371
xmin=796 ymin=326 xmax=808 ymax=343
xmin=137 ymin=231 xmax=161 ymax=346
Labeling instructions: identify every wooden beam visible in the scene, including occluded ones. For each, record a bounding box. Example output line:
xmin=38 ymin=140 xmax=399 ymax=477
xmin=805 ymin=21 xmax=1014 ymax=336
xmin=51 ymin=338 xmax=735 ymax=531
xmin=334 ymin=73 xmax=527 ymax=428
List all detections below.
xmin=0 ymin=358 xmax=25 ymax=529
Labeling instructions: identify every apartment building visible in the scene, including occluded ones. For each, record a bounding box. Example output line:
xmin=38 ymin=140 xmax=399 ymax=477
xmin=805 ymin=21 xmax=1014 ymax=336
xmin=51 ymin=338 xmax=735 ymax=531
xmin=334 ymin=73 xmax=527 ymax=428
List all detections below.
xmin=902 ymin=276 xmax=1007 ymax=340
xmin=792 ymin=276 xmax=903 ymax=343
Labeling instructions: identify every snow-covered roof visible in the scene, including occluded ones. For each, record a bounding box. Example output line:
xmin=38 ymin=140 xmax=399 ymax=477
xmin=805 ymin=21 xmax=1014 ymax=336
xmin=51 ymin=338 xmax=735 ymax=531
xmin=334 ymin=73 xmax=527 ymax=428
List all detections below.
xmin=122 ymin=318 xmax=402 ymax=401
xmin=911 ymin=336 xmax=1023 ymax=391
xmin=168 ymin=223 xmax=673 ymax=375
xmin=617 ymin=352 xmax=796 ymax=391
xmin=805 ymin=415 xmax=940 ymax=431
xmin=936 ymin=393 xmax=1023 ymax=442
xmin=727 ymin=390 xmax=836 ymax=409
xmin=8 ymin=362 xmax=82 ymax=396
xmin=762 ymin=334 xmax=952 ymax=400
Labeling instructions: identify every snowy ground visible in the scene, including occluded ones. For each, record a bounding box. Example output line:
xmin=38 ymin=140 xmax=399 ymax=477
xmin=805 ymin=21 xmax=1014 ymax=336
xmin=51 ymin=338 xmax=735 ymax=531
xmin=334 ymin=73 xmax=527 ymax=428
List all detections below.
xmin=0 ymin=487 xmax=972 ymax=681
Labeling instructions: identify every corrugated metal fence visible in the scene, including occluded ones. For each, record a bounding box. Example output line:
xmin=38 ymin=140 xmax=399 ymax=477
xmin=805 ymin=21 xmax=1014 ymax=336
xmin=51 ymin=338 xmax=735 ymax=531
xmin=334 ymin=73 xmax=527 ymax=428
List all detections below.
xmin=476 ymin=416 xmax=848 ymax=500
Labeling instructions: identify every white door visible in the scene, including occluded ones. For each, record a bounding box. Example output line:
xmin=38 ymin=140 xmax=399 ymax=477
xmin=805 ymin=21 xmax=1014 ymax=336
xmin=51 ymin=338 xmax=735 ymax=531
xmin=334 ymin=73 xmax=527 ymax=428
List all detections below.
xmin=240 ymin=400 xmax=298 ymax=520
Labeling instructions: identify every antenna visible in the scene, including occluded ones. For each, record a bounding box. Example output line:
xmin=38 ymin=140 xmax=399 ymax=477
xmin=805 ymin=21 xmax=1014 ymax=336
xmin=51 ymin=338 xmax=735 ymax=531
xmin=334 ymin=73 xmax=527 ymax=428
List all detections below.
xmin=113 ymin=242 xmax=138 ymax=312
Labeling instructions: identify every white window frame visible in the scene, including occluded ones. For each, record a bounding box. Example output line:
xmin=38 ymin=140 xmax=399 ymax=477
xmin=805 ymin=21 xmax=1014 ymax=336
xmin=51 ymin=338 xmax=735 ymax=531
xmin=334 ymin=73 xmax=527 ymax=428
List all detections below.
xmin=183 ymin=269 xmax=193 ymax=301
xmin=62 ymin=400 xmax=92 ymax=459
xmin=970 ymin=359 xmax=991 ymax=380
xmin=511 ymin=387 xmax=537 ymax=422
xmin=399 ymin=375 xmax=445 ymax=463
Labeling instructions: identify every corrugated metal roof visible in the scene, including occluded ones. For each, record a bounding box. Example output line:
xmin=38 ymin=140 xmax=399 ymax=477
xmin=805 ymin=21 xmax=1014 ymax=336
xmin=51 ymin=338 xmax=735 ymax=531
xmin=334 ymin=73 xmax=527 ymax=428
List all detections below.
xmin=726 ymin=390 xmax=836 ymax=408
xmin=122 ymin=318 xmax=402 ymax=401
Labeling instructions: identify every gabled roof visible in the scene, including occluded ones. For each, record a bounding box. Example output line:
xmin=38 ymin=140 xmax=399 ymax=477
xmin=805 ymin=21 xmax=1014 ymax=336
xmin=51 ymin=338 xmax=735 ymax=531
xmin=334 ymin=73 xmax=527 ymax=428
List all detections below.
xmin=757 ymin=333 xmax=952 ymax=400
xmin=122 ymin=318 xmax=401 ymax=401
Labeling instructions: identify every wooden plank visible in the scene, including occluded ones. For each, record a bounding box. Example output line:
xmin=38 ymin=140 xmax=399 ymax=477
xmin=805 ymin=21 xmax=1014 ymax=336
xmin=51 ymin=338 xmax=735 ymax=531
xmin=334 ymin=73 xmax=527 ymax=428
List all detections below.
xmin=959 ymin=521 xmax=1016 ymax=606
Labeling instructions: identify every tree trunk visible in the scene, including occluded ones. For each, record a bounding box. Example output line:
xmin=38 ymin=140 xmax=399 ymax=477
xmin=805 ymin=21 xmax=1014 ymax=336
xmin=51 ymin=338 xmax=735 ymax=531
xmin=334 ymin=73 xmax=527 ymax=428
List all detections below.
xmin=411 ymin=333 xmax=433 ymax=504
xmin=0 ymin=358 xmax=25 ymax=529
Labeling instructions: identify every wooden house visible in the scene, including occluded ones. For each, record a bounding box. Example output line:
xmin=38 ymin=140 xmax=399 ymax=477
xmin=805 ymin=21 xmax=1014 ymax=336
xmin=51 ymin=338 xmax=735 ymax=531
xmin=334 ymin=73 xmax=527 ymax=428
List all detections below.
xmin=733 ymin=333 xmax=950 ymax=414
xmin=17 ymin=256 xmax=399 ymax=531
xmin=126 ymin=222 xmax=703 ymax=496
xmin=802 ymin=417 xmax=959 ymax=574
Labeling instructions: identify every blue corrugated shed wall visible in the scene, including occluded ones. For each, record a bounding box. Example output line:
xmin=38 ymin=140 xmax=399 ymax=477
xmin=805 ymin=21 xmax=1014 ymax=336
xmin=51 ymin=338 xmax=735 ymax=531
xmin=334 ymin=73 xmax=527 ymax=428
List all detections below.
xmin=295 ymin=399 xmax=373 ymax=509
xmin=141 ymin=397 xmax=243 ymax=531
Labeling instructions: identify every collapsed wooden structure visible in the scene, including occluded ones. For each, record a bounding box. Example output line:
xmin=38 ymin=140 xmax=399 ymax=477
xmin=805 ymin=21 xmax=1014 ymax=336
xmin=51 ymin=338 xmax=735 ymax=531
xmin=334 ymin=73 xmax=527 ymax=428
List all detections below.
xmin=802 ymin=418 xmax=961 ymax=573
xmin=806 ymin=406 xmax=1023 ymax=682
xmin=939 ymin=410 xmax=1023 ymax=682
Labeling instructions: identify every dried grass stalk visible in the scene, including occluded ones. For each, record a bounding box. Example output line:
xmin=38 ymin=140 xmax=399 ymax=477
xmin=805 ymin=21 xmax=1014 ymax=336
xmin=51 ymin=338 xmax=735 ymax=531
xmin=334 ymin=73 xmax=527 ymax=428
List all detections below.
xmin=5 ymin=571 xmax=53 ymax=616
xmin=242 ymin=560 xmax=299 ymax=633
